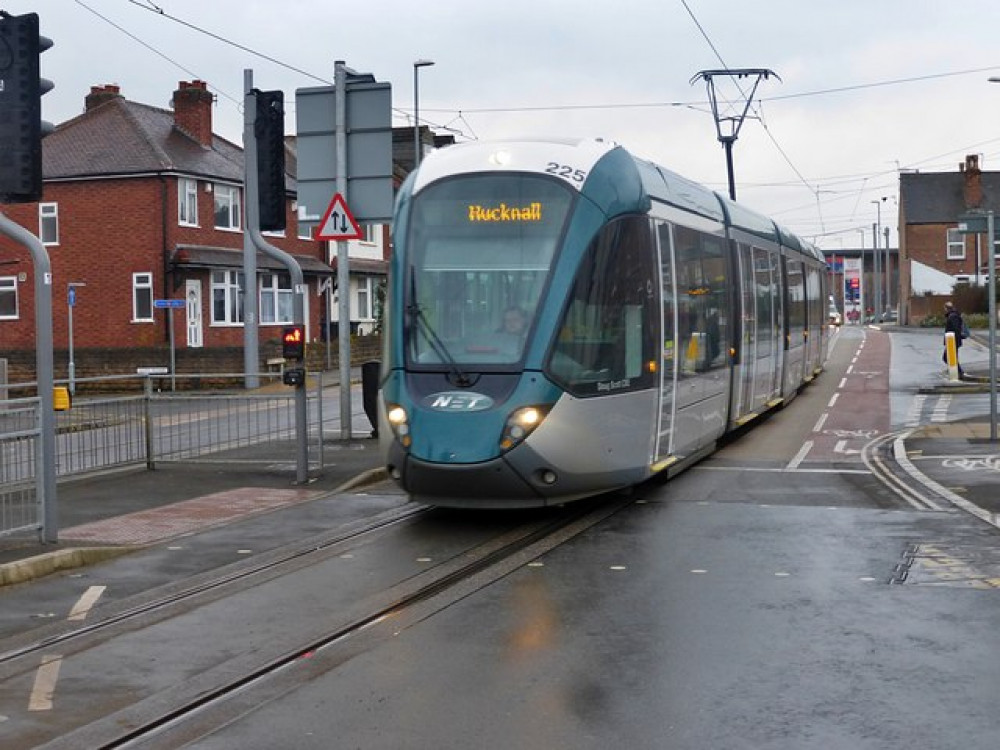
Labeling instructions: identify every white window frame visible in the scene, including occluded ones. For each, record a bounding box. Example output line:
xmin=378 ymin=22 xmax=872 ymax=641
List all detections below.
xmin=178 ymin=178 xmax=198 ymax=226
xmin=213 ymin=184 xmax=242 ymax=231
xmin=39 ymin=203 xmax=59 ymax=245
xmin=947 ymin=227 xmax=966 ymax=260
xmin=259 ymin=272 xmax=293 ymax=325
xmin=211 ymin=270 xmax=244 ymax=325
xmin=0 ymin=276 xmax=18 ymax=319
xmin=356 ymin=276 xmax=373 ymax=320
xmin=132 ymin=272 xmax=154 ymax=322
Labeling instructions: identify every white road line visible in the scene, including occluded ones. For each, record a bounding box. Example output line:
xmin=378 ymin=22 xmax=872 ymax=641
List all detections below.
xmin=828 ymin=393 xmax=839 ymax=408
xmin=813 ymin=413 xmax=829 ymax=433
xmin=905 ymin=394 xmax=926 ymax=427
xmin=68 ymin=585 xmax=106 ymax=622
xmin=846 ymin=365 xmax=854 ymax=374
xmin=839 ymin=377 xmax=848 ymax=389
xmin=28 ymin=655 xmax=62 ymax=712
xmin=931 ymin=395 xmax=952 ymax=423
xmin=786 ymin=440 xmax=813 ymax=470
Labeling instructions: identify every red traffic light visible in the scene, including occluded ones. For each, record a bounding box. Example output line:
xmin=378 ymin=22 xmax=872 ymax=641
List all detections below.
xmin=282 ymin=325 xmax=305 ymax=359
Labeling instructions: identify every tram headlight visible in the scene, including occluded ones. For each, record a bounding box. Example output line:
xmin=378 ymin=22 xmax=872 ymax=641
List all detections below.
xmin=500 ymin=405 xmax=550 ymax=452
xmin=386 ymin=404 xmax=412 ymax=448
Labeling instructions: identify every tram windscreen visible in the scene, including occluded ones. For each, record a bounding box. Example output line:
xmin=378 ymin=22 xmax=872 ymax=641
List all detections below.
xmin=405 ymin=174 xmax=573 ymax=366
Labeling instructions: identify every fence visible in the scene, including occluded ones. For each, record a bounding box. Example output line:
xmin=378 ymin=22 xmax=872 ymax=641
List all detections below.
xmin=0 ymin=371 xmax=367 ymax=541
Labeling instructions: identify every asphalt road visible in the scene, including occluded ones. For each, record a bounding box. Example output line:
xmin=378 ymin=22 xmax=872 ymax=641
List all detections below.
xmin=4 ymin=326 xmax=1000 ymax=749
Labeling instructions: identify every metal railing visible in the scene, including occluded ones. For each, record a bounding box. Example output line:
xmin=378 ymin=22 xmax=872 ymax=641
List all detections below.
xmin=0 ymin=397 xmax=42 ymax=538
xmin=1 ymin=371 xmax=367 ymax=540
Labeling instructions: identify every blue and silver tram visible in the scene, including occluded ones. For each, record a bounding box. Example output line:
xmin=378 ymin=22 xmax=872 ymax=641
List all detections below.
xmin=379 ymin=138 xmax=828 ymax=508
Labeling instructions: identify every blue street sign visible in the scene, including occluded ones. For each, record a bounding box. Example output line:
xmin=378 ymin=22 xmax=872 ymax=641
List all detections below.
xmin=68 ymin=287 xmax=76 ymax=307
xmin=154 ymin=299 xmax=185 ymax=309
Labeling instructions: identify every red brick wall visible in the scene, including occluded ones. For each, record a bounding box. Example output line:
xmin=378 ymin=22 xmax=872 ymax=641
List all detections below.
xmin=906 ymin=224 xmax=977 ymax=278
xmin=1 ymin=175 xmax=329 ymax=355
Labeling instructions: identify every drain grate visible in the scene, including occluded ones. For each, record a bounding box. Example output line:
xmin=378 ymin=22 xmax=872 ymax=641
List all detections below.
xmin=893 ymin=542 xmax=1000 ymax=589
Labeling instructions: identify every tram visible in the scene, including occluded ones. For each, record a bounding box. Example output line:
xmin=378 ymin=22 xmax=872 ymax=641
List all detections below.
xmin=379 ymin=138 xmax=828 ymax=508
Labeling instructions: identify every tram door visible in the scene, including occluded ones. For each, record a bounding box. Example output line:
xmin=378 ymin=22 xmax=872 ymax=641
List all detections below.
xmin=736 ymin=243 xmax=756 ymax=418
xmin=655 ymin=221 xmax=677 ymax=462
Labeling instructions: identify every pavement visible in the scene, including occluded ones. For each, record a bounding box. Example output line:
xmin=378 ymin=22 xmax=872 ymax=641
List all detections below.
xmin=1 ymin=331 xmax=998 ymax=588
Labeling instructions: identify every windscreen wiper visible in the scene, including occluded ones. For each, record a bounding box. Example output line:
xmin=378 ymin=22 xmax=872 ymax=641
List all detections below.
xmin=407 ymin=274 xmax=472 ymax=387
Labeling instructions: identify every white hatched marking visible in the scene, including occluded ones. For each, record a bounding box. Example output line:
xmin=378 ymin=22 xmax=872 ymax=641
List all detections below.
xmin=931 ymin=395 xmax=952 ymax=423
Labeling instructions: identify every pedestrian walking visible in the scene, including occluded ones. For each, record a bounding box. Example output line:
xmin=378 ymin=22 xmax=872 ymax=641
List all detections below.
xmin=942 ymin=301 xmax=966 ymax=377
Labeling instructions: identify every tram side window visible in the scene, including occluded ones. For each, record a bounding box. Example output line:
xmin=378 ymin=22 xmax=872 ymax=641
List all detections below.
xmin=787 ymin=260 xmax=806 ymax=348
xmin=547 ymin=216 xmax=658 ymax=396
xmin=674 ymin=226 xmax=728 ymax=374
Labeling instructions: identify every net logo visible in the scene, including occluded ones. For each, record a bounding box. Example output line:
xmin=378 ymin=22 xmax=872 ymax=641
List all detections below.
xmin=467 ymin=202 xmax=542 ymax=222
xmin=423 ymin=391 xmax=494 ymax=412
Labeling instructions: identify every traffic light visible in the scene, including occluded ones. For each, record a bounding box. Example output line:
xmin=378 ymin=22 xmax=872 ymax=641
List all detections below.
xmin=282 ymin=324 xmax=305 ymax=360
xmin=254 ymin=89 xmax=286 ymax=232
xmin=0 ymin=12 xmax=54 ymax=203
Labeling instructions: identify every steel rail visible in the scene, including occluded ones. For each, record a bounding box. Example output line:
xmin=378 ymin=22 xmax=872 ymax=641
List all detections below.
xmin=38 ymin=496 xmax=633 ymax=750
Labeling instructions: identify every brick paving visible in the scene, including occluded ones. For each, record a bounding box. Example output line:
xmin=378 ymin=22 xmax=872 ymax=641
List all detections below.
xmin=60 ymin=487 xmax=320 ymax=546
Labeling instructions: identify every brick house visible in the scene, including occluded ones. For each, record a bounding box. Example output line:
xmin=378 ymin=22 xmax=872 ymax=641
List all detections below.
xmin=0 ymin=80 xmax=390 ymax=383
xmin=899 ymin=154 xmax=1000 ymax=323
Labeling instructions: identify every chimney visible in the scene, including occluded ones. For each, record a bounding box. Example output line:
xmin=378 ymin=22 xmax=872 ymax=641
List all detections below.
xmin=172 ymin=80 xmax=214 ymax=147
xmin=85 ymin=84 xmax=122 ymax=112
xmin=962 ymin=153 xmax=982 ymax=208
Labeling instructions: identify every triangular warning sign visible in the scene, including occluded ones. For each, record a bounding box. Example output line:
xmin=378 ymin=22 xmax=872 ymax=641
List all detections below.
xmin=315 ymin=193 xmax=363 ymax=241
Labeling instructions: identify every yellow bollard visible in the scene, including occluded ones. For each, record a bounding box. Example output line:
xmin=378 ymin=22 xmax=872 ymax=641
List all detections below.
xmin=53 ymin=386 xmax=71 ymax=411
xmin=944 ymin=331 xmax=959 ymax=381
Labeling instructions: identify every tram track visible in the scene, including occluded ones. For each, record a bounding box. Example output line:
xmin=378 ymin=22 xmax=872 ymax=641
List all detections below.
xmin=6 ymin=495 xmax=632 ymax=750
xmin=0 ymin=503 xmax=430 ymax=669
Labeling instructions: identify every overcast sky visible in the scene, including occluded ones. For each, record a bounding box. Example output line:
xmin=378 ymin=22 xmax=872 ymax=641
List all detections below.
xmin=9 ymin=0 xmax=1000 ymax=251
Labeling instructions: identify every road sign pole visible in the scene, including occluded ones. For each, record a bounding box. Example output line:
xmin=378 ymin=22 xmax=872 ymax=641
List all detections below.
xmin=335 ymin=61 xmax=352 ymax=440
xmin=242 ymin=69 xmax=261 ymax=390
xmin=988 ymin=211 xmax=997 ymax=442
xmin=168 ymin=307 xmax=177 ymax=392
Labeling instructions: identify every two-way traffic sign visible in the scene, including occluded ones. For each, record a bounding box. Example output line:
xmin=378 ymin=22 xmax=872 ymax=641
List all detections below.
xmin=315 ymin=193 xmax=362 ymax=241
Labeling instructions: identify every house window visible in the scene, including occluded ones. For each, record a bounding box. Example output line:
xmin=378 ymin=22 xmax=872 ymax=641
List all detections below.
xmin=356 ymin=276 xmax=373 ymax=319
xmin=39 ymin=203 xmax=58 ymax=245
xmin=947 ymin=228 xmax=966 ymax=260
xmin=179 ymin=178 xmax=198 ymax=226
xmin=211 ymin=270 xmax=244 ymax=324
xmin=260 ymin=273 xmax=293 ymax=324
xmin=133 ymin=272 xmax=154 ymax=322
xmin=0 ymin=277 xmax=18 ymax=319
xmin=297 ymin=218 xmax=312 ymax=240
xmin=214 ymin=184 xmax=241 ymax=231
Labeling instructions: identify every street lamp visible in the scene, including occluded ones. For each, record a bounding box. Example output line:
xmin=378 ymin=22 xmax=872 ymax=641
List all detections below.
xmin=413 ymin=59 xmax=435 ymax=170
xmin=67 ymin=282 xmax=86 ymax=395
xmin=871 ymin=197 xmax=887 ymax=320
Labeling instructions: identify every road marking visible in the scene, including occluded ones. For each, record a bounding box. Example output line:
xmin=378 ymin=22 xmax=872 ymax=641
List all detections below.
xmin=812 ymin=413 xmax=828 ymax=433
xmin=786 ymin=440 xmax=813 ymax=470
xmin=839 ymin=377 xmax=848 ymax=389
xmin=931 ymin=395 xmax=951 ymax=423
xmin=828 ymin=393 xmax=839 ymax=408
xmin=67 ymin=585 xmax=106 ymax=622
xmin=697 ymin=466 xmax=870 ymax=475
xmin=28 ymin=655 xmax=62 ymax=711
xmin=846 ymin=365 xmax=854 ymax=374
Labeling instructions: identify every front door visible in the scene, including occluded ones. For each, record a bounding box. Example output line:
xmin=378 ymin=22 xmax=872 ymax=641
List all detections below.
xmin=186 ymin=280 xmax=203 ymax=348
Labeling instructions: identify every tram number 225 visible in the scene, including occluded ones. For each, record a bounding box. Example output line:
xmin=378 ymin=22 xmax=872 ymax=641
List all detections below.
xmin=545 ymin=162 xmax=587 ymax=183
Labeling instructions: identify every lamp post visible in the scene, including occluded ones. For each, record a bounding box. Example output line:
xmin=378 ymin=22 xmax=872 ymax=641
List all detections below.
xmin=67 ymin=282 xmax=86 ymax=395
xmin=413 ymin=59 xmax=435 ymax=170
xmin=884 ymin=225 xmax=891 ymax=316
xmin=871 ymin=197 xmax=887 ymax=320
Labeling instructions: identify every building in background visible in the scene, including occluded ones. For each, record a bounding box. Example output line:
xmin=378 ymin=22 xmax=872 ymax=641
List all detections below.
xmin=899 ymin=154 xmax=1000 ymax=324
